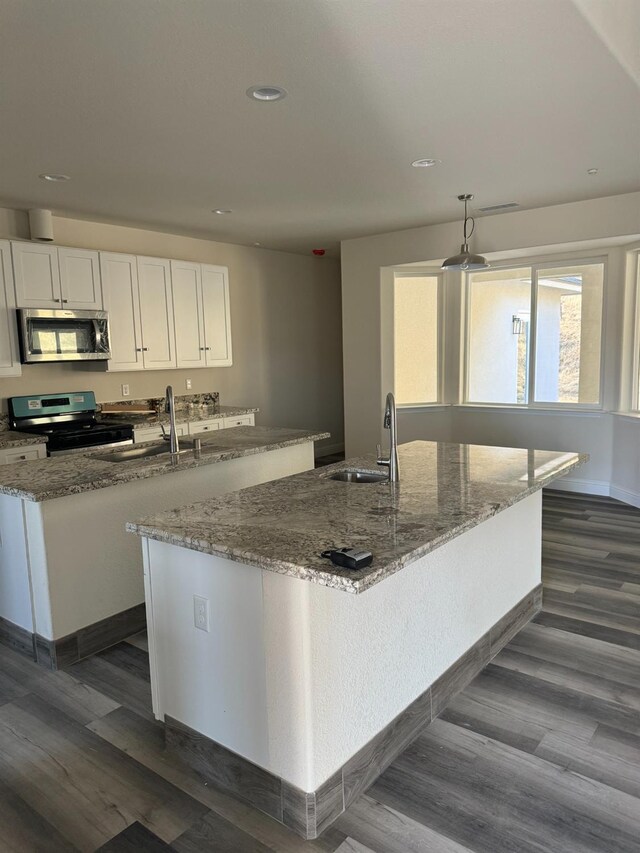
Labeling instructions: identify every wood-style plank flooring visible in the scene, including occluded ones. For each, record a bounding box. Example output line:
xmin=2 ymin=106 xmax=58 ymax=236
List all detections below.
xmin=0 ymin=490 xmax=639 ymax=852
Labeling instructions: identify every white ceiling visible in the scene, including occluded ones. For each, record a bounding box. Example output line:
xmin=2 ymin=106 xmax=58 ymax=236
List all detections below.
xmin=1 ymin=0 xmax=639 ymax=256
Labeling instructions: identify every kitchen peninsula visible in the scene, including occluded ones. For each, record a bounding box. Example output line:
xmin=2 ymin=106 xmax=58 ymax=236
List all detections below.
xmin=0 ymin=425 xmax=328 ymax=668
xmin=129 ymin=440 xmax=586 ymax=840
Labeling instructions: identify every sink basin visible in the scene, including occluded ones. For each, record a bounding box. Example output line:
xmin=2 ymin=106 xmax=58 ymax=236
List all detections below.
xmin=94 ymin=444 xmax=189 ymax=463
xmin=328 ymin=469 xmax=389 ymax=484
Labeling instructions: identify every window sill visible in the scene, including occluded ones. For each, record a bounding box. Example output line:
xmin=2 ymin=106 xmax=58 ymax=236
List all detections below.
xmin=612 ymin=411 xmax=640 ymax=422
xmin=456 ymin=404 xmax=605 ymax=417
xmin=397 ymin=403 xmax=451 ymax=412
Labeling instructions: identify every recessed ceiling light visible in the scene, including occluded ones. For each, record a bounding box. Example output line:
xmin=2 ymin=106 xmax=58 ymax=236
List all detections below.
xmin=39 ymin=173 xmax=70 ymax=182
xmin=212 ymin=209 xmax=232 ymax=215
xmin=411 ymin=158 xmax=439 ymax=168
xmin=246 ymin=85 xmax=287 ymax=102
xmin=587 ymin=168 xmax=598 ymax=175
xmin=253 ymin=242 xmax=261 ymax=246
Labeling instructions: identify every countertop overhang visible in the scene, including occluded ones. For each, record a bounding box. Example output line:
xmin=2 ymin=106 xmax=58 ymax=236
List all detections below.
xmin=0 ymin=426 xmax=329 ymax=502
xmin=127 ymin=441 xmax=588 ymax=594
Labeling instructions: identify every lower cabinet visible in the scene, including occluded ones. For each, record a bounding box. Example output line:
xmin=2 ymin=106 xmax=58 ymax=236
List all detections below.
xmin=133 ymin=424 xmax=188 ymax=444
xmin=0 ymin=445 xmax=47 ymax=465
xmin=133 ymin=414 xmax=254 ymax=443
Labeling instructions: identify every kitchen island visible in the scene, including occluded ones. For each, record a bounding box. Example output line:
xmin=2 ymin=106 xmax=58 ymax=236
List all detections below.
xmin=0 ymin=426 xmax=328 ymax=667
xmin=128 ymin=440 xmax=586 ymax=839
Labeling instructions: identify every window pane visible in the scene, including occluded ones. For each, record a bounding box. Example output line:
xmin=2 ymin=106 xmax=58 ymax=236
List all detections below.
xmin=466 ymin=268 xmax=532 ymax=404
xmin=534 ymin=263 xmax=603 ymax=404
xmin=394 ymin=275 xmax=439 ymax=404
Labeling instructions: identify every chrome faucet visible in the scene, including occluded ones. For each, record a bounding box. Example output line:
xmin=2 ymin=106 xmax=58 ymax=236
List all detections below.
xmin=163 ymin=385 xmax=180 ymax=455
xmin=377 ymin=391 xmax=399 ymax=482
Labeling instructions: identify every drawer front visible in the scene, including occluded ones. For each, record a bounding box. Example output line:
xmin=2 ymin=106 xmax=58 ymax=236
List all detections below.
xmin=134 ymin=424 xmax=187 ymax=443
xmin=188 ymin=419 xmax=222 ymax=435
xmin=223 ymin=414 xmax=255 ymax=429
xmin=1 ymin=445 xmax=47 ymax=465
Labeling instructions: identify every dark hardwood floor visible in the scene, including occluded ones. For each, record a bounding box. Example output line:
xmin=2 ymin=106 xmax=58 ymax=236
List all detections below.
xmin=0 ymin=490 xmax=639 ymax=852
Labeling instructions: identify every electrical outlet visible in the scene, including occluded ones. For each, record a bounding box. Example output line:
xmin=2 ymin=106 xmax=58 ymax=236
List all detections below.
xmin=121 ymin=384 xmax=130 ymax=397
xmin=185 ymin=378 xmax=192 ymax=390
xmin=193 ymin=595 xmax=210 ymax=632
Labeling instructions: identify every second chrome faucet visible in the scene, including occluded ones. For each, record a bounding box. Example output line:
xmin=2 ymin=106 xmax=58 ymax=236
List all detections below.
xmin=377 ymin=391 xmax=399 ymax=482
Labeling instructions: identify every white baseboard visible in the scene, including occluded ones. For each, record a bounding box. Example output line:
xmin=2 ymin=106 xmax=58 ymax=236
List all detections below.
xmin=314 ymin=442 xmax=345 ymax=459
xmin=609 ymin=484 xmax=640 ymax=509
xmin=550 ymin=476 xmax=640 ymax=509
xmin=549 ymin=476 xmax=611 ymax=496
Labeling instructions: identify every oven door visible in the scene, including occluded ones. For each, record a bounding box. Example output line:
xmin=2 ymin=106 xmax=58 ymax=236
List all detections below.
xmin=18 ymin=309 xmax=111 ymax=363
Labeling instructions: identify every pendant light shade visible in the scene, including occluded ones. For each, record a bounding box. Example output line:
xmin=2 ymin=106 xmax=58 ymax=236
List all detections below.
xmin=442 ymin=194 xmax=490 ymax=271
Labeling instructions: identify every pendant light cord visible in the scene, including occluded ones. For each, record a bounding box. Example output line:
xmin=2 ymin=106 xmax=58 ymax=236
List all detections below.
xmin=463 ymin=196 xmax=475 ymax=246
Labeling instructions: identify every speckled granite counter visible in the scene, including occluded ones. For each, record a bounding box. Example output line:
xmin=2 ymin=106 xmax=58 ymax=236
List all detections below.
xmin=128 ymin=441 xmax=586 ymax=594
xmin=0 ymin=430 xmax=48 ymax=450
xmin=0 ymin=427 xmax=328 ymax=501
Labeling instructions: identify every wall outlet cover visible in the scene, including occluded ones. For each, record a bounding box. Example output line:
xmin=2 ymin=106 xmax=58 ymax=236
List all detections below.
xmin=193 ymin=595 xmax=210 ymax=632
xmin=121 ymin=384 xmax=130 ymax=397
xmin=185 ymin=378 xmax=192 ymax=390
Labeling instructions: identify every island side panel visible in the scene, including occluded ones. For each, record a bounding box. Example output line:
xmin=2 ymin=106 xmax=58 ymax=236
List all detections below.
xmin=145 ymin=540 xmax=270 ymax=764
xmin=0 ymin=495 xmax=36 ymax=635
xmin=29 ymin=441 xmax=315 ymax=642
xmin=262 ymin=489 xmax=542 ymax=792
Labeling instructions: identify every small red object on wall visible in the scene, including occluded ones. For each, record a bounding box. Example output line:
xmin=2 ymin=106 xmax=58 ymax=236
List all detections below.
xmin=312 ymin=249 xmax=326 ymax=256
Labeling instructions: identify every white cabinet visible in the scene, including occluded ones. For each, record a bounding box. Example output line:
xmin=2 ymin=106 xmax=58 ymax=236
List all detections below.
xmin=137 ymin=257 xmax=176 ymax=370
xmin=100 ymin=253 xmax=144 ymax=372
xmin=58 ymin=247 xmax=102 ymax=309
xmin=0 ymin=444 xmax=47 ymax=465
xmin=202 ymin=264 xmax=232 ymax=366
xmin=171 ymin=261 xmax=207 ymax=368
xmin=0 ymin=240 xmax=21 ymax=377
xmin=133 ymin=423 xmax=187 ymax=443
xmin=223 ymin=414 xmax=255 ymax=428
xmin=188 ymin=419 xmax=222 ymax=435
xmin=12 ymin=242 xmax=102 ymax=310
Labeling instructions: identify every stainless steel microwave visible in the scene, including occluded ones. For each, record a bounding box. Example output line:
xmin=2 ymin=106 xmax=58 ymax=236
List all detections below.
xmin=18 ymin=308 xmax=111 ymax=363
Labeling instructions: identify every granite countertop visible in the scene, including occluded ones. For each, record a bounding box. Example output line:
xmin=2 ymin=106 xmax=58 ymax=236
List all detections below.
xmin=128 ymin=441 xmax=587 ymax=594
xmin=0 ymin=430 xmax=49 ymax=450
xmin=0 ymin=426 xmax=329 ymax=502
xmin=98 ymin=404 xmax=259 ymax=427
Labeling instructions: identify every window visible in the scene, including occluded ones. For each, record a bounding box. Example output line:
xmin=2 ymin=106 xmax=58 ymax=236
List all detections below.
xmin=393 ymin=273 xmax=441 ymax=405
xmin=464 ymin=261 xmax=604 ymax=407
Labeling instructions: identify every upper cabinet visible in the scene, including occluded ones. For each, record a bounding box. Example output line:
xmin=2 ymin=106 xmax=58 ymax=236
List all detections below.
xmin=201 ymin=265 xmax=232 ymax=366
xmin=0 ymin=240 xmax=21 ymax=377
xmin=171 ymin=260 xmax=207 ymax=369
xmin=172 ymin=261 xmax=233 ymax=368
xmin=137 ymin=257 xmax=177 ymax=370
xmin=100 ymin=252 xmax=144 ymax=372
xmin=12 ymin=242 xmax=103 ymax=310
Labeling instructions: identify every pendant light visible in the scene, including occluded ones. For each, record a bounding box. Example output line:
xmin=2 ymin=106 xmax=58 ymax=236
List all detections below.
xmin=441 ymin=194 xmax=490 ymax=271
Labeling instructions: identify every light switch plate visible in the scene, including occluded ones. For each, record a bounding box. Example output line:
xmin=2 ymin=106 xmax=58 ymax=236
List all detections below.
xmin=193 ymin=595 xmax=210 ymax=632
xmin=121 ymin=384 xmax=130 ymax=397
xmin=185 ymin=378 xmax=192 ymax=390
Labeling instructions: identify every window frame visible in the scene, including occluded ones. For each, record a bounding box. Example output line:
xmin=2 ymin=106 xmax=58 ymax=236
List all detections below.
xmin=390 ymin=268 xmax=445 ymax=408
xmin=462 ymin=256 xmax=607 ymax=411
xmin=629 ymin=252 xmax=640 ymax=412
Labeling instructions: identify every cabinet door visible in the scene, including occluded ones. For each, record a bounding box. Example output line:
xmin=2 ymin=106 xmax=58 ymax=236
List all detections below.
xmin=201 ymin=264 xmax=232 ymax=366
xmin=171 ymin=260 xmax=206 ymax=368
xmin=11 ymin=242 xmax=61 ymax=308
xmin=100 ymin=252 xmax=144 ymax=371
xmin=58 ymin=247 xmax=102 ymax=309
xmin=0 ymin=240 xmax=21 ymax=376
xmin=137 ymin=257 xmax=176 ymax=370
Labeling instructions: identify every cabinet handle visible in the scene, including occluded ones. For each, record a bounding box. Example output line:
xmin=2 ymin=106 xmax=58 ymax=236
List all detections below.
xmin=62 ymin=299 xmax=69 ymax=303
xmin=143 ymin=347 xmax=149 ymax=351
xmin=136 ymin=348 xmax=142 ymax=352
xmin=19 ymin=455 xmax=26 ymax=460
xmin=199 ymin=347 xmax=205 ymax=351
xmin=205 ymin=347 xmax=211 ymax=351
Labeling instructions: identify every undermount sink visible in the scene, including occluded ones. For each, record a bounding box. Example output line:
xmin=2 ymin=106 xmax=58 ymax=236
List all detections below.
xmin=94 ymin=444 xmax=190 ymax=463
xmin=328 ymin=469 xmax=389 ymax=484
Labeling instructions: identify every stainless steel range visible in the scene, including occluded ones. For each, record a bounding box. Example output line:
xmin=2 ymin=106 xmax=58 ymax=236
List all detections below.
xmin=8 ymin=391 xmax=134 ymax=456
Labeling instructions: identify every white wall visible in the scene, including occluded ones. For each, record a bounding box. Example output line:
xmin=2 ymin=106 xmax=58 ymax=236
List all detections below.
xmin=341 ymin=192 xmax=640 ymax=496
xmin=0 ymin=208 xmax=344 ymax=453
